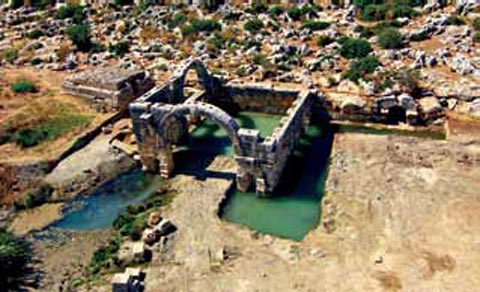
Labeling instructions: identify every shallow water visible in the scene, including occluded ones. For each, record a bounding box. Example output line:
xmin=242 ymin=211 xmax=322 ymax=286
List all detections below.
xmin=220 ymin=124 xmax=332 ymax=241
xmin=53 ymin=169 xmax=162 ymax=230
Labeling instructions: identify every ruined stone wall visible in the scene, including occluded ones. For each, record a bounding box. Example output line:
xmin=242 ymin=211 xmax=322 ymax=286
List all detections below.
xmin=235 ymin=90 xmax=314 ymax=194
xmin=224 ymin=84 xmax=299 ymax=115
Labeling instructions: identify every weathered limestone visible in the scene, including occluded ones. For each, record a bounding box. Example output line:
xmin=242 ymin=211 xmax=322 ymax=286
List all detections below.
xmin=63 ymin=66 xmax=154 ymax=112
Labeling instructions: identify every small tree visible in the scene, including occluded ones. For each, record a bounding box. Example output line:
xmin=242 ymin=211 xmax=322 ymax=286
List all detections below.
xmin=344 ymin=56 xmax=381 ymax=82
xmin=377 ymin=27 xmax=403 ymax=49
xmin=317 ymin=35 xmax=334 ymax=47
xmin=11 ymin=80 xmax=37 ymax=93
xmin=244 ymin=19 xmax=264 ymax=32
xmin=339 ymin=38 xmax=373 ymax=59
xmin=66 ymin=24 xmax=92 ymax=52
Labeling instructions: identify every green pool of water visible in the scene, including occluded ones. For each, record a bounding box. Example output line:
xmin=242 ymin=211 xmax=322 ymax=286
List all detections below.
xmin=220 ymin=124 xmax=332 ymax=241
xmin=187 ymin=111 xmax=283 ymax=156
xmin=53 ymin=169 xmax=163 ymax=230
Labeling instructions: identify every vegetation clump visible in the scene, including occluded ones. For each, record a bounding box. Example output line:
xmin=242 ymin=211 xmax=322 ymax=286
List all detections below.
xmin=300 ymin=21 xmax=330 ymax=31
xmin=54 ymin=5 xmax=86 ymax=23
xmin=66 ymin=24 xmax=92 ymax=52
xmin=339 ymin=38 xmax=373 ymax=59
xmin=88 ymin=237 xmax=121 ymax=275
xmin=0 ymin=228 xmax=31 ymax=289
xmin=244 ymin=19 xmax=264 ymax=32
xmin=317 ymin=35 xmax=334 ymax=47
xmin=181 ymin=19 xmax=221 ymax=38
xmin=377 ymin=27 xmax=403 ymax=49
xmin=11 ymin=80 xmax=37 ymax=93
xmin=344 ymin=56 xmax=381 ymax=82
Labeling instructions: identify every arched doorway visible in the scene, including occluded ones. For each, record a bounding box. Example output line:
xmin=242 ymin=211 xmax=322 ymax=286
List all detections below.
xmin=151 ymin=102 xmax=243 ymax=178
xmin=170 ymin=59 xmax=214 ymax=103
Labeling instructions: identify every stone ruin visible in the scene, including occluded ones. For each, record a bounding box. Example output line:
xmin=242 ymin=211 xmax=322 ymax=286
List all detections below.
xmin=63 ymin=66 xmax=154 ymax=112
xmin=130 ymin=58 xmax=315 ymax=195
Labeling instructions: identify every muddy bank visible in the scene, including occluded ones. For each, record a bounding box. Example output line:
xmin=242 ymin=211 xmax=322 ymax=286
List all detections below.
xmin=9 ymin=203 xmax=64 ymax=235
xmin=28 ymin=228 xmax=114 ymax=292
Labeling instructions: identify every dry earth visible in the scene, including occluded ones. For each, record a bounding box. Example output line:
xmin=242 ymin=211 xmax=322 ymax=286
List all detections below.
xmin=9 ymin=203 xmax=64 ymax=235
xmin=83 ymin=131 xmax=480 ymax=292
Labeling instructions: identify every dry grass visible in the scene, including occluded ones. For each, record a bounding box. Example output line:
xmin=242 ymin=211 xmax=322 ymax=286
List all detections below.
xmin=420 ymin=251 xmax=456 ymax=279
xmin=374 ymin=270 xmax=402 ymax=292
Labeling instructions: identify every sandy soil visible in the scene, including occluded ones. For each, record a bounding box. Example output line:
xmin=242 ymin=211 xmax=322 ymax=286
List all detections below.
xmin=30 ymin=229 xmax=114 ymax=292
xmin=77 ymin=131 xmax=480 ymax=292
xmin=9 ymin=203 xmax=64 ymax=235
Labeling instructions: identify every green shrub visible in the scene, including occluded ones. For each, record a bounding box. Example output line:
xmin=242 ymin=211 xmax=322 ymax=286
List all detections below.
xmin=28 ymin=29 xmax=45 ymax=39
xmin=31 ymin=58 xmax=43 ymax=65
xmin=168 ymin=12 xmax=188 ymax=29
xmin=344 ymin=56 xmax=381 ymax=82
xmin=447 ymin=15 xmax=465 ymax=26
xmin=474 ymin=17 xmax=480 ymax=31
xmin=339 ymin=38 xmax=372 ymax=59
xmin=0 ymin=228 xmax=31 ymax=289
xmin=287 ymin=6 xmax=312 ymax=21
xmin=3 ymin=49 xmax=18 ymax=64
xmin=361 ymin=4 xmax=388 ymax=21
xmin=377 ymin=27 xmax=403 ymax=49
xmin=114 ymin=0 xmax=133 ymax=5
xmin=108 ymin=41 xmax=130 ymax=57
xmin=191 ymin=19 xmax=221 ymax=32
xmin=66 ymin=24 xmax=92 ymax=52
xmin=391 ymin=5 xmax=419 ymax=18
xmin=54 ymin=5 xmax=85 ymax=23
xmin=300 ymin=21 xmax=330 ymax=31
xmin=410 ymin=30 xmax=429 ymax=42
xmin=250 ymin=2 xmax=267 ymax=14
xmin=181 ymin=25 xmax=196 ymax=38
xmin=244 ymin=19 xmax=264 ymax=32
xmin=473 ymin=32 xmax=480 ymax=43
xmin=11 ymin=80 xmax=37 ymax=93
xmin=317 ymin=35 xmax=334 ymax=47
xmin=268 ymin=5 xmax=283 ymax=17
xmin=88 ymin=237 xmax=120 ymax=275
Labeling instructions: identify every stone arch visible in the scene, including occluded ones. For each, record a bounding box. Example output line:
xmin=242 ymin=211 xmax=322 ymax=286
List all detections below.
xmin=170 ymin=59 xmax=214 ymax=103
xmin=153 ymin=102 xmax=242 ymax=177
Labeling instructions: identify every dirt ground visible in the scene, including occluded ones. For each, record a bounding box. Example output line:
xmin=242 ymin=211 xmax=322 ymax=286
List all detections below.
xmin=84 ymin=129 xmax=480 ymax=292
xmin=30 ymin=229 xmax=114 ymax=292
xmin=0 ymin=68 xmax=112 ymax=163
xmin=9 ymin=203 xmax=64 ymax=236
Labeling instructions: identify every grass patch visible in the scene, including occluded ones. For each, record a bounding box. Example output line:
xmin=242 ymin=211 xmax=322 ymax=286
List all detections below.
xmin=0 ymin=100 xmax=94 ymax=148
xmin=11 ymin=80 xmax=37 ymax=93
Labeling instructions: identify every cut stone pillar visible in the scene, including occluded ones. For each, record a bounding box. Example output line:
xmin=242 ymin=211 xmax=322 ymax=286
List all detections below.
xmin=158 ymin=149 xmax=174 ymax=178
xmin=236 ymin=167 xmax=253 ymax=193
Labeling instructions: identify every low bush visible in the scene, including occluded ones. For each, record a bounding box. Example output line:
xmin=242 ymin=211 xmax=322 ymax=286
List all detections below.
xmin=317 ymin=35 xmax=334 ymax=47
xmin=287 ymin=6 xmax=312 ymax=21
xmin=300 ymin=21 xmax=330 ymax=31
xmin=250 ymin=2 xmax=267 ymax=14
xmin=88 ymin=237 xmax=120 ymax=275
xmin=410 ymin=30 xmax=429 ymax=42
xmin=344 ymin=56 xmax=381 ymax=82
xmin=11 ymin=80 xmax=36 ymax=93
xmin=168 ymin=12 xmax=187 ymax=29
xmin=474 ymin=17 xmax=480 ymax=31
xmin=22 ymin=183 xmax=53 ymax=209
xmin=108 ymin=41 xmax=130 ymax=57
xmin=268 ymin=5 xmax=283 ymax=17
xmin=191 ymin=19 xmax=222 ymax=32
xmin=339 ymin=38 xmax=372 ymax=59
xmin=447 ymin=15 xmax=465 ymax=26
xmin=474 ymin=32 xmax=480 ymax=43
xmin=66 ymin=24 xmax=92 ymax=52
xmin=0 ymin=228 xmax=31 ymax=289
xmin=28 ymin=29 xmax=45 ymax=39
xmin=244 ymin=19 xmax=264 ymax=32
xmin=377 ymin=27 xmax=403 ymax=49
xmin=3 ymin=49 xmax=18 ymax=64
xmin=54 ymin=5 xmax=85 ymax=23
